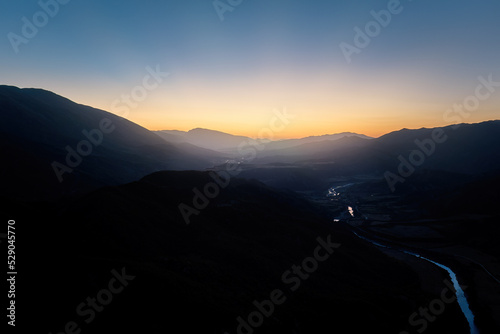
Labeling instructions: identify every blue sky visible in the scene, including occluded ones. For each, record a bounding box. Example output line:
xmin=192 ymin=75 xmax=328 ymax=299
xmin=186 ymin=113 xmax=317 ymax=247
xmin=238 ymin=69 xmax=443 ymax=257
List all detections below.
xmin=1 ymin=0 xmax=499 ymax=137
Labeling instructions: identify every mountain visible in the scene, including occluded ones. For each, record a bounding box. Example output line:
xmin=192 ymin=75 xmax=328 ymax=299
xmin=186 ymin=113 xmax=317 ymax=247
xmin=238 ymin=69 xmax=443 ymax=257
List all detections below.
xmin=0 ymin=85 xmax=220 ymax=200
xmin=157 ymin=121 xmax=500 ymax=182
xmin=217 ymin=120 xmax=500 ymax=193
xmin=2 ymin=84 xmax=498 ymax=196
xmin=263 ymin=132 xmax=373 ymax=151
xmin=256 ymin=135 xmax=372 ymax=162
xmin=261 ymin=120 xmax=500 ymax=173
xmin=155 ymin=128 xmax=372 ymax=153
xmin=156 ymin=128 xmax=252 ymax=151
xmin=371 ymin=121 xmax=500 ymax=175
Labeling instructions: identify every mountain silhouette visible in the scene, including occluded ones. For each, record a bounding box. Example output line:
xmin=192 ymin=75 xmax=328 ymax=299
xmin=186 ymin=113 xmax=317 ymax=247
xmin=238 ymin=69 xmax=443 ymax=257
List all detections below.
xmin=156 ymin=128 xmax=257 ymax=152
xmin=0 ymin=85 xmax=220 ymax=200
xmin=1 ymin=85 xmax=497 ymax=333
xmin=155 ymin=128 xmax=372 ymax=153
xmin=249 ymin=120 xmax=500 ymax=180
xmin=3 ymin=84 xmax=498 ymax=198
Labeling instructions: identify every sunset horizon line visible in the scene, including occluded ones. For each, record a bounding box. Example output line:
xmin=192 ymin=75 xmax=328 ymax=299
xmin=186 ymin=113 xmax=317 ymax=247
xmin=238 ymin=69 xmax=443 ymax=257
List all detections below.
xmin=3 ymin=83 xmax=497 ymax=140
xmin=145 ymin=118 xmax=500 ymax=141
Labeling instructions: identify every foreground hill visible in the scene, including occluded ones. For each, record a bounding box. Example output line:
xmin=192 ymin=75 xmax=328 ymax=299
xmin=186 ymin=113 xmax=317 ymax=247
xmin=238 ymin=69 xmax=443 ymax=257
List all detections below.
xmin=13 ymin=170 xmax=469 ymax=334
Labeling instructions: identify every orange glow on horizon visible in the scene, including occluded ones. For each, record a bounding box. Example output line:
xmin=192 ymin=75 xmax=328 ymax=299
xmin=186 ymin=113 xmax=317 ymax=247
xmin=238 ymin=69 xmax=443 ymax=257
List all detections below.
xmin=134 ymin=118 xmax=450 ymax=139
xmin=40 ymin=61 xmax=500 ymax=141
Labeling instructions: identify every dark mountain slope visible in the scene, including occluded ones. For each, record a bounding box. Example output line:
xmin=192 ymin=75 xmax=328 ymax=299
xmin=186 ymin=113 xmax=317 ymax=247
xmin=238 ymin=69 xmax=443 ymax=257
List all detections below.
xmin=0 ymin=85 xmax=218 ymax=200
xmin=372 ymin=121 xmax=500 ymax=175
xmin=261 ymin=120 xmax=500 ymax=179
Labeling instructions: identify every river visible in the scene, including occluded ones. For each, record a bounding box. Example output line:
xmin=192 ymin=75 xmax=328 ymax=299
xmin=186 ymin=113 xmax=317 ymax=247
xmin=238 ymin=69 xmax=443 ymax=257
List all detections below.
xmin=327 ymin=186 xmax=479 ymax=334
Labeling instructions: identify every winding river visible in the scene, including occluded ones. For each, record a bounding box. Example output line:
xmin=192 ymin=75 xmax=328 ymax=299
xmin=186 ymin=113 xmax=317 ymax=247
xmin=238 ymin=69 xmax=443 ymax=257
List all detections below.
xmin=327 ymin=186 xmax=479 ymax=334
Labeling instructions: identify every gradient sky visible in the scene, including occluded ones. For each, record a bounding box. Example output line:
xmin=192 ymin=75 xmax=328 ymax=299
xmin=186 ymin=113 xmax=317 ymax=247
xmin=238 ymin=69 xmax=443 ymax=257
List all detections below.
xmin=2 ymin=0 xmax=500 ymax=138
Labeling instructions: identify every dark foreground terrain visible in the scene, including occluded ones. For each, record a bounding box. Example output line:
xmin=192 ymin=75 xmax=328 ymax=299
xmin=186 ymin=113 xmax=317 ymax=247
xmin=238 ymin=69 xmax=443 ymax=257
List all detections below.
xmin=4 ymin=170 xmax=485 ymax=334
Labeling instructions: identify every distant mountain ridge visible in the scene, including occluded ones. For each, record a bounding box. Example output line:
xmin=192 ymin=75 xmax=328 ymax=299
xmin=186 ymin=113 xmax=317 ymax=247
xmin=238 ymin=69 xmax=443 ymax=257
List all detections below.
xmin=1 ymin=84 xmax=499 ymax=199
xmin=155 ymin=128 xmax=372 ymax=152
xmin=158 ymin=121 xmax=500 ymax=179
xmin=156 ymin=128 xmax=252 ymax=151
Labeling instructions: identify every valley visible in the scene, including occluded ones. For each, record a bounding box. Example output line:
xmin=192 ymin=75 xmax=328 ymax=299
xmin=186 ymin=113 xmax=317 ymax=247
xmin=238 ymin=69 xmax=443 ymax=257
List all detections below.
xmin=1 ymin=86 xmax=499 ymax=333
xmin=3 ymin=1 xmax=499 ymax=332
xmin=306 ymin=176 xmax=500 ymax=333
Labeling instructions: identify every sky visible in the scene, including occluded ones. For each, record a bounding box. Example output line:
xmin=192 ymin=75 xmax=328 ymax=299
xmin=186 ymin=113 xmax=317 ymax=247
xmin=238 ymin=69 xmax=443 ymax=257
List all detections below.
xmin=1 ymin=0 xmax=500 ymax=138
